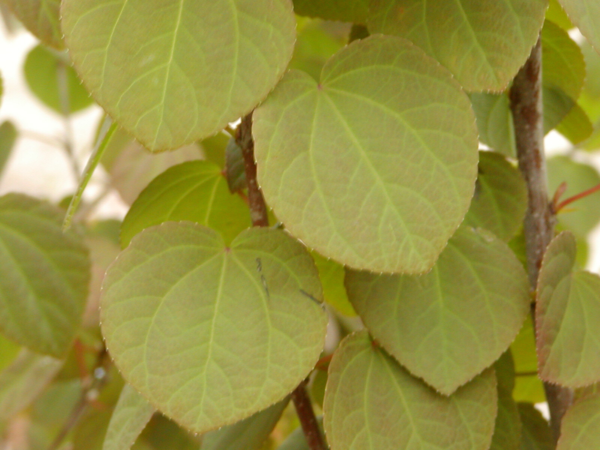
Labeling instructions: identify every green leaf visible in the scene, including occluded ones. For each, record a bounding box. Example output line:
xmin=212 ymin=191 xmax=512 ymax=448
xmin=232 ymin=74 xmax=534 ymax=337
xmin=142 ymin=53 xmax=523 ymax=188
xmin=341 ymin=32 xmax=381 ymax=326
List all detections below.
xmin=0 ymin=121 xmax=17 ymax=178
xmin=103 ymin=385 xmax=155 ymax=450
xmin=518 ymin=403 xmax=553 ymax=450
xmin=579 ymin=41 xmax=600 ymax=124
xmin=3 ymin=0 xmax=63 ymax=49
xmin=0 ymin=332 xmax=20 ymax=372
xmin=547 ymin=0 xmax=574 ymax=30
xmin=556 ymin=103 xmax=594 ymax=144
xmin=495 ymin=351 xmax=517 ymax=394
xmin=368 ymin=0 xmax=547 ymax=92
xmin=293 ymin=0 xmax=368 ymax=23
xmin=138 ymin=414 xmax=199 ymax=450
xmin=544 ymin=87 xmax=576 ymax=134
xmin=510 ymin=317 xmax=547 ymax=404
xmin=0 ymin=350 xmax=63 ymax=421
xmin=24 ymin=45 xmax=93 ymax=115
xmin=536 ymin=231 xmax=600 ymax=387
xmin=311 ymin=252 xmax=355 ymax=316
xmin=101 ymin=224 xmax=328 ymax=433
xmin=346 ymin=226 xmax=530 ymax=394
xmin=0 ymin=194 xmax=90 ymax=356
xmin=120 ymin=160 xmax=250 ymax=248
xmin=557 ymin=393 xmax=600 ymax=449
xmin=200 ymin=398 xmax=289 ymax=450
xmin=547 ymin=156 xmax=600 ymax=238
xmin=464 ymin=151 xmax=527 ymax=241
xmin=558 ymin=0 xmax=600 ymax=53
xmin=61 ymin=0 xmax=295 ymax=152
xmin=490 ymin=386 xmax=522 ymax=450
xmin=277 ymin=417 xmax=324 ymax=450
xmin=470 ymin=93 xmax=516 ymax=157
xmin=225 ymin=138 xmax=247 ymax=193
xmin=254 ymin=35 xmax=479 ymax=274
xmin=323 ymin=331 xmax=498 ymax=450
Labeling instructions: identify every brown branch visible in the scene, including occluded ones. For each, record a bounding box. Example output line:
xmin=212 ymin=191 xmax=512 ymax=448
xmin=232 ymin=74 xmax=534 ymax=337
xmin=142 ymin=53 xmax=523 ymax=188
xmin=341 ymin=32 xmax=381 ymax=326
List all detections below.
xmin=235 ymin=113 xmax=327 ymax=450
xmin=509 ymin=38 xmax=573 ymax=443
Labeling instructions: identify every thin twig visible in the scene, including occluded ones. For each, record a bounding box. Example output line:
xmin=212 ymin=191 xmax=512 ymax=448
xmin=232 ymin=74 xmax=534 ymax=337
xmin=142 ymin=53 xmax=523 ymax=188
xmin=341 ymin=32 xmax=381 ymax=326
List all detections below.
xmin=509 ymin=38 xmax=573 ymax=443
xmin=20 ymin=130 xmax=65 ymax=149
xmin=555 ymin=183 xmax=600 ymax=212
xmin=236 ymin=114 xmax=327 ymax=450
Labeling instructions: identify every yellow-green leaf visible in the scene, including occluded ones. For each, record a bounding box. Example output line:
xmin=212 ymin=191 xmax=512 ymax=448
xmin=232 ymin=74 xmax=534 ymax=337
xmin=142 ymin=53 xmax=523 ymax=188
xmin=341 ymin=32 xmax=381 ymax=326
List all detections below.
xmin=254 ymin=35 xmax=478 ymax=274
xmin=0 ymin=121 xmax=17 ymax=178
xmin=293 ymin=0 xmax=368 ymax=24
xmin=470 ymin=93 xmax=516 ymax=157
xmin=323 ymin=331 xmax=498 ymax=450
xmin=61 ymin=0 xmax=296 ymax=151
xmin=3 ymin=0 xmax=63 ymax=49
xmin=101 ymin=224 xmax=327 ymax=433
xmin=557 ymin=393 xmax=600 ymax=449
xmin=558 ymin=0 xmax=600 ymax=53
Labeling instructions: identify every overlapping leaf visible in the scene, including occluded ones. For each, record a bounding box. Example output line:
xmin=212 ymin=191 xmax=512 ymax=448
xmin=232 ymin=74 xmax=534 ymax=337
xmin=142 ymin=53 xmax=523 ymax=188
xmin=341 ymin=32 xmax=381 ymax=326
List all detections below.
xmin=518 ymin=403 xmax=554 ymax=450
xmin=510 ymin=317 xmax=547 ymax=403
xmin=120 ymin=161 xmax=250 ymax=248
xmin=0 ymin=194 xmax=90 ymax=356
xmin=368 ymin=0 xmax=547 ymax=92
xmin=3 ymin=0 xmax=63 ymax=48
xmin=293 ymin=0 xmax=368 ymax=24
xmin=536 ymin=231 xmax=600 ymax=387
xmin=311 ymin=252 xmax=355 ymax=316
xmin=556 ymin=103 xmax=593 ymax=144
xmin=346 ymin=226 xmax=530 ymax=394
xmin=470 ymin=93 xmax=516 ymax=157
xmin=557 ymin=393 xmax=600 ymax=449
xmin=559 ymin=0 xmax=600 ymax=52
xmin=490 ymin=353 xmax=521 ymax=450
xmin=101 ymin=224 xmax=328 ymax=433
xmin=464 ymin=151 xmax=527 ymax=241
xmin=254 ymin=35 xmax=479 ymax=274
xmin=61 ymin=0 xmax=295 ymax=151
xmin=323 ymin=331 xmax=498 ymax=450
xmin=103 ymin=385 xmax=155 ymax=450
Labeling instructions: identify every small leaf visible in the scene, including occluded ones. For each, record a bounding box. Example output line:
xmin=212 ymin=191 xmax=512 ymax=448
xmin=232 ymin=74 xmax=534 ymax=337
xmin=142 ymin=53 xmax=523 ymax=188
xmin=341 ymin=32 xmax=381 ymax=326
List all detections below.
xmin=3 ymin=0 xmax=63 ymax=49
xmin=0 ymin=350 xmax=63 ymax=422
xmin=200 ymin=398 xmax=289 ymax=450
xmin=470 ymin=93 xmax=516 ymax=157
xmin=254 ymin=35 xmax=479 ymax=274
xmin=558 ymin=0 xmax=600 ymax=53
xmin=0 ymin=120 xmax=17 ymax=178
xmin=323 ymin=331 xmax=498 ymax=450
xmin=0 ymin=194 xmax=90 ymax=356
xmin=547 ymin=156 xmax=600 ymax=238
xmin=547 ymin=0 xmax=574 ymax=30
xmin=24 ymin=45 xmax=93 ymax=115
xmin=103 ymin=385 xmax=155 ymax=450
xmin=518 ymin=403 xmax=553 ymax=450
xmin=346 ymin=226 xmax=530 ymax=394
xmin=557 ymin=393 xmax=600 ymax=449
xmin=120 ymin=160 xmax=250 ymax=248
xmin=556 ymin=103 xmax=594 ymax=144
xmin=465 ymin=151 xmax=527 ymax=241
xmin=511 ymin=317 xmax=547 ymax=404
xmin=101 ymin=224 xmax=328 ymax=433
xmin=311 ymin=252 xmax=355 ymax=316
xmin=368 ymin=0 xmax=547 ymax=92
xmin=225 ymin=138 xmax=247 ymax=193
xmin=61 ymin=0 xmax=296 ymax=151
xmin=536 ymin=231 xmax=600 ymax=387
xmin=293 ymin=0 xmax=368 ymax=23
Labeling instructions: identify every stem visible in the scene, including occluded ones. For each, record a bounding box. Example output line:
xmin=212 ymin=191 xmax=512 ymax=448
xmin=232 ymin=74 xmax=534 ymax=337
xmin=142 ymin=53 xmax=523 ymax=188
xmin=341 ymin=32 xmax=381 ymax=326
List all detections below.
xmin=235 ymin=113 xmax=327 ymax=450
xmin=509 ymin=38 xmax=573 ymax=443
xmin=555 ymin=182 xmax=600 ymax=212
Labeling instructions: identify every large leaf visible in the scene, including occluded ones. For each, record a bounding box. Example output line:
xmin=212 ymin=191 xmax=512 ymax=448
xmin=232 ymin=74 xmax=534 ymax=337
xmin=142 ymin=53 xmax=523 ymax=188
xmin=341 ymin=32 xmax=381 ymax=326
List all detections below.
xmin=61 ymin=0 xmax=295 ymax=151
xmin=0 ymin=350 xmax=63 ymax=421
xmin=464 ymin=151 xmax=527 ymax=241
xmin=368 ymin=0 xmax=547 ymax=92
xmin=120 ymin=160 xmax=250 ymax=248
xmin=0 ymin=121 xmax=17 ymax=178
xmin=0 ymin=194 xmax=90 ymax=356
xmin=3 ymin=0 xmax=62 ymax=49
xmin=470 ymin=93 xmax=516 ymax=157
xmin=559 ymin=0 xmax=600 ymax=52
xmin=557 ymin=393 xmax=600 ymax=449
xmin=536 ymin=231 xmax=600 ymax=387
xmin=293 ymin=0 xmax=368 ymax=23
xmin=24 ymin=45 xmax=93 ymax=115
xmin=346 ymin=226 xmax=530 ymax=394
xmin=200 ymin=398 xmax=289 ymax=450
xmin=101 ymin=224 xmax=328 ymax=433
xmin=103 ymin=385 xmax=155 ymax=450
xmin=254 ymin=35 xmax=478 ymax=274
xmin=518 ymin=403 xmax=553 ymax=450
xmin=547 ymin=156 xmax=600 ymax=238
xmin=323 ymin=331 xmax=498 ymax=450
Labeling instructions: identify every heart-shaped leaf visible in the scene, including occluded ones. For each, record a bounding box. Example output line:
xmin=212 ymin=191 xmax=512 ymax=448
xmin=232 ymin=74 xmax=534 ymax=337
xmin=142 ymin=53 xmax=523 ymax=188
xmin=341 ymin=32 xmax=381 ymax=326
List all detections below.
xmin=101 ymin=223 xmax=328 ymax=433
xmin=323 ymin=331 xmax=498 ymax=450
xmin=3 ymin=0 xmax=63 ymax=49
xmin=120 ymin=160 xmax=250 ymax=248
xmin=557 ymin=393 xmax=600 ymax=449
xmin=0 ymin=194 xmax=90 ymax=356
xmin=368 ymin=0 xmax=547 ymax=92
xmin=346 ymin=226 xmax=530 ymax=394
xmin=61 ymin=0 xmax=295 ymax=151
xmin=536 ymin=231 xmax=600 ymax=387
xmin=254 ymin=35 xmax=479 ymax=274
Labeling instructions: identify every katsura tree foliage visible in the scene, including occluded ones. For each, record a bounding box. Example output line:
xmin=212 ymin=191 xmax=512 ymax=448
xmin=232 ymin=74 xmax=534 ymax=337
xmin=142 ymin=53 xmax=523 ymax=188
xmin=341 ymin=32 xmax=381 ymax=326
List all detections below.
xmin=4 ymin=0 xmax=600 ymax=449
